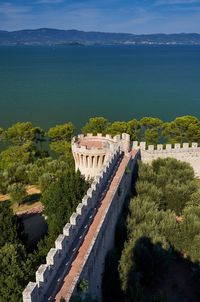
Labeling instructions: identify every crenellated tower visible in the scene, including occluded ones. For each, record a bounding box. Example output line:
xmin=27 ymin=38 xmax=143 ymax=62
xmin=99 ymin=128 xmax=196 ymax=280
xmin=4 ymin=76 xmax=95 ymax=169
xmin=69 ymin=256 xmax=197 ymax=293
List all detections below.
xmin=71 ymin=133 xmax=131 ymax=179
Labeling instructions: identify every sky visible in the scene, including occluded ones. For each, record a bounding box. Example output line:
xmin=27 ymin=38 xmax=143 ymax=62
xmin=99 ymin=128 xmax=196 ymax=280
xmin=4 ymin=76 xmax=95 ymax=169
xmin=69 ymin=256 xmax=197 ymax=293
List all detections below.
xmin=0 ymin=0 xmax=200 ymax=33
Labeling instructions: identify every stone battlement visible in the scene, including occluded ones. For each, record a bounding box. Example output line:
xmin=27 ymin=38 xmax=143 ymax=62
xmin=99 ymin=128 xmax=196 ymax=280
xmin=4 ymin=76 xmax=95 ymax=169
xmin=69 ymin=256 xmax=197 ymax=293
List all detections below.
xmin=134 ymin=141 xmax=200 ymax=177
xmin=23 ymin=149 xmax=121 ymax=302
xmin=72 ymin=133 xmax=131 ymax=179
xmin=133 ymin=141 xmax=199 ymax=151
xmin=55 ymin=150 xmax=139 ymax=302
xmin=23 ymin=134 xmax=200 ymax=302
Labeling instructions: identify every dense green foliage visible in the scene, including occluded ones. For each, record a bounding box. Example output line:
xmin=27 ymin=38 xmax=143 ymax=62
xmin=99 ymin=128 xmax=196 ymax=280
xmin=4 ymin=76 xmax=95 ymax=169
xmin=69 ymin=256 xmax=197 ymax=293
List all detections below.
xmin=0 ymin=203 xmax=32 ymax=302
xmin=1 ymin=115 xmax=200 ymax=195
xmin=163 ymin=116 xmax=200 ymax=144
xmin=43 ymin=170 xmax=88 ymax=240
xmin=0 ymin=142 xmax=35 ymax=170
xmin=0 ymin=243 xmax=30 ymax=302
xmin=82 ymin=117 xmax=109 ymax=135
xmin=1 ymin=117 xmax=200 ymax=301
xmin=0 ymin=121 xmax=76 ymax=195
xmin=48 ymin=122 xmax=75 ymax=154
xmin=82 ymin=115 xmax=200 ymax=145
xmin=4 ymin=122 xmax=44 ymax=146
xmin=119 ymin=158 xmax=200 ymax=301
xmin=0 ymin=203 xmax=24 ymax=248
xmin=0 ymin=121 xmax=88 ymax=301
xmin=0 ymin=172 xmax=88 ymax=301
xmin=9 ymin=183 xmax=27 ymax=205
xmin=137 ymin=158 xmax=197 ymax=214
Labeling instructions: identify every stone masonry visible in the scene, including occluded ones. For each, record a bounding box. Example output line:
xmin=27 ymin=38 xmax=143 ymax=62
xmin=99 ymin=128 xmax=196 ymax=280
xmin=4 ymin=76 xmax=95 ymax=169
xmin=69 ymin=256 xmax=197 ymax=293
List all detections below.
xmin=23 ymin=135 xmax=200 ymax=302
xmin=72 ymin=133 xmax=131 ymax=179
xmin=133 ymin=141 xmax=200 ymax=178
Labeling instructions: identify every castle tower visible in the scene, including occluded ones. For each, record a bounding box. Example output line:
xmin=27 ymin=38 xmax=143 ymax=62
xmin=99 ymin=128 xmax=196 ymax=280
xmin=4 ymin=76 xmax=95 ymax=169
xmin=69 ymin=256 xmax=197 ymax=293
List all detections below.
xmin=71 ymin=133 xmax=126 ymax=179
xmin=72 ymin=133 xmax=117 ymax=179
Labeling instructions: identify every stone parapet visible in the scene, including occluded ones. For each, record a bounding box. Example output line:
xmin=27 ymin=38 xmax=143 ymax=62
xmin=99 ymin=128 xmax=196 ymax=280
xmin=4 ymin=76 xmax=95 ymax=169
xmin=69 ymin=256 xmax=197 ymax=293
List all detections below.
xmin=133 ymin=141 xmax=200 ymax=177
xmin=133 ymin=141 xmax=200 ymax=152
xmin=23 ymin=149 xmax=121 ymax=302
xmin=24 ymin=134 xmax=200 ymax=302
xmin=54 ymin=150 xmax=140 ymax=301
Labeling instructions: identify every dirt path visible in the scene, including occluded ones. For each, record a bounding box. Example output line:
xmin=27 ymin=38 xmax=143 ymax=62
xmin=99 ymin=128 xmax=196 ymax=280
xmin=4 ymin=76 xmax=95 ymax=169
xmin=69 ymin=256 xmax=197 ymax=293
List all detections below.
xmin=16 ymin=202 xmax=44 ymax=216
xmin=0 ymin=185 xmax=41 ymax=202
xmin=0 ymin=185 xmax=43 ymax=215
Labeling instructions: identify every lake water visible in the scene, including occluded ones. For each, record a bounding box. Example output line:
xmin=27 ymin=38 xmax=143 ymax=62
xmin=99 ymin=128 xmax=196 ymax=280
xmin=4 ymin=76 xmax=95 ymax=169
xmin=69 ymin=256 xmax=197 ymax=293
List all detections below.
xmin=0 ymin=45 xmax=200 ymax=131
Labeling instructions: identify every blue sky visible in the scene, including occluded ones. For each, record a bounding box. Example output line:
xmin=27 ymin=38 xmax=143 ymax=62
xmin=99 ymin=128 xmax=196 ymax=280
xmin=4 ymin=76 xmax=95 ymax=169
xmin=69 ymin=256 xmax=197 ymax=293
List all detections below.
xmin=0 ymin=0 xmax=200 ymax=33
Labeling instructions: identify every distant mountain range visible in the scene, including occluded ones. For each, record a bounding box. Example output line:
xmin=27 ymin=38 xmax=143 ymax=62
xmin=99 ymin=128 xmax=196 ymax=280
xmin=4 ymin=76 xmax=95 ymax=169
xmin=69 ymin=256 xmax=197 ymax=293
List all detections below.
xmin=0 ymin=28 xmax=200 ymax=45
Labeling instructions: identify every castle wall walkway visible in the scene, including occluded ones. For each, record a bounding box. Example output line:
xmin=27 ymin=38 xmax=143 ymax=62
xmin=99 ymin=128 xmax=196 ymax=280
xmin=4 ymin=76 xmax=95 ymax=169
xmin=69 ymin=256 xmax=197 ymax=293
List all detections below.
xmin=54 ymin=150 xmax=138 ymax=301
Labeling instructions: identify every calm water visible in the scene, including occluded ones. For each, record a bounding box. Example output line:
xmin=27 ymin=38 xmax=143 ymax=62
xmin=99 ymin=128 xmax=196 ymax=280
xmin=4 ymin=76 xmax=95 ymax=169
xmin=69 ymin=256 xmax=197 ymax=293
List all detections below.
xmin=0 ymin=45 xmax=200 ymax=131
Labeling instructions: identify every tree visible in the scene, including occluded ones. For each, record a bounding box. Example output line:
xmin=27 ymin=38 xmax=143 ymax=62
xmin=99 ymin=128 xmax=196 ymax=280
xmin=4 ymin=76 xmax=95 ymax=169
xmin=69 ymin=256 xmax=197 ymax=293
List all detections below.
xmin=27 ymin=158 xmax=53 ymax=184
xmin=48 ymin=123 xmax=74 ymax=141
xmin=49 ymin=141 xmax=71 ymax=155
xmin=136 ymin=181 xmax=162 ymax=204
xmin=5 ymin=122 xmax=40 ymax=145
xmin=0 ymin=143 xmax=35 ymax=170
xmin=48 ymin=123 xmax=75 ymax=155
xmin=9 ymin=183 xmax=27 ymax=206
xmin=82 ymin=117 xmax=109 ymax=135
xmin=0 ymin=243 xmax=28 ymax=302
xmin=0 ymin=203 xmax=24 ymax=248
xmin=39 ymin=173 xmax=57 ymax=193
xmin=0 ymin=164 xmax=29 ymax=187
xmin=48 ymin=123 xmax=75 ymax=142
xmin=164 ymin=181 xmax=197 ymax=214
xmin=119 ymin=199 xmax=174 ymax=298
xmin=177 ymin=205 xmax=200 ymax=260
xmin=119 ymin=158 xmax=197 ymax=301
xmin=187 ymin=190 xmax=200 ymax=208
xmin=126 ymin=119 xmax=141 ymax=141
xmin=140 ymin=117 xmax=163 ymax=128
xmin=140 ymin=117 xmax=163 ymax=145
xmin=12 ymin=164 xmax=29 ymax=184
xmin=107 ymin=121 xmax=128 ymax=136
xmin=149 ymin=158 xmax=197 ymax=213
xmin=0 ymin=171 xmax=10 ymax=194
xmin=162 ymin=116 xmax=200 ymax=144
xmin=34 ymin=126 xmax=45 ymax=149
xmin=42 ymin=170 xmax=88 ymax=238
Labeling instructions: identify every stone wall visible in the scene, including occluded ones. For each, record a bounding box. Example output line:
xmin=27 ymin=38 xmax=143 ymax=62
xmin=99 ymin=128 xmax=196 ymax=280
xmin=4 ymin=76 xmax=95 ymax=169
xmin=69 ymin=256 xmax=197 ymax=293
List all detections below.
xmin=23 ymin=135 xmax=200 ymax=302
xmin=72 ymin=150 xmax=139 ymax=301
xmin=133 ymin=141 xmax=200 ymax=177
xmin=23 ymin=148 xmax=122 ymax=302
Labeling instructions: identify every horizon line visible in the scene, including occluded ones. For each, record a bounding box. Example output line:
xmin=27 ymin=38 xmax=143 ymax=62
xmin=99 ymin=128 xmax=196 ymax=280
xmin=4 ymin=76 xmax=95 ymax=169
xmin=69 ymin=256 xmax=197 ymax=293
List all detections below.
xmin=0 ymin=27 xmax=200 ymax=35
